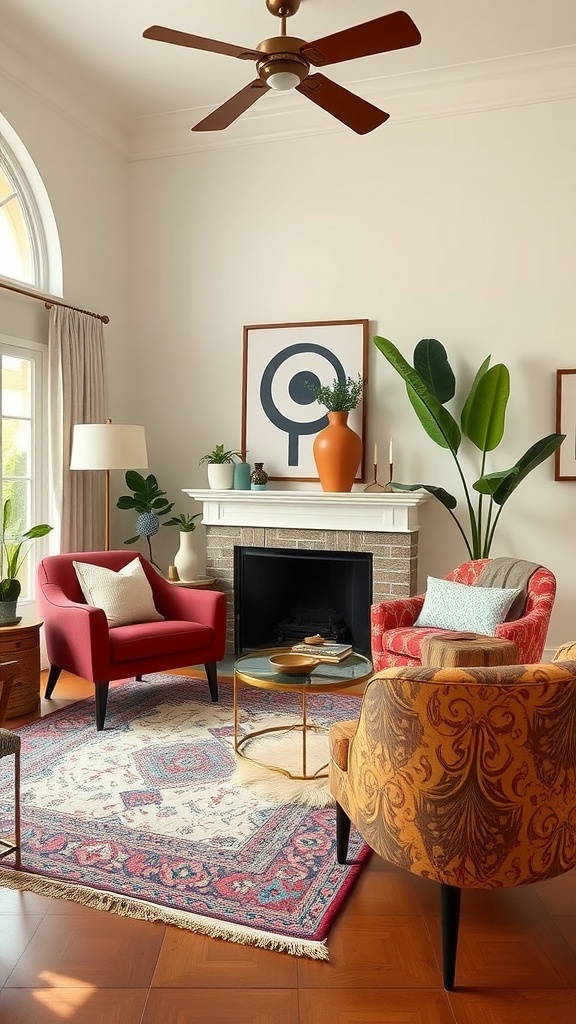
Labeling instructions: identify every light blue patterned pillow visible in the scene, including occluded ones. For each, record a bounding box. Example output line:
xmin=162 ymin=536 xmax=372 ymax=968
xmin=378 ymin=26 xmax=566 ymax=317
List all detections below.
xmin=414 ymin=576 xmax=522 ymax=636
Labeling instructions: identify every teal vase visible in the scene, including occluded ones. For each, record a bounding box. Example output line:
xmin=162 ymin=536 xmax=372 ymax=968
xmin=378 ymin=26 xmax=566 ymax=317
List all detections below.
xmin=233 ymin=461 xmax=252 ymax=490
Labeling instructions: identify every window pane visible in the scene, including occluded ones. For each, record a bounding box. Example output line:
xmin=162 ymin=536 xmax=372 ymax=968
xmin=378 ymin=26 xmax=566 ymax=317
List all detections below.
xmin=2 ymin=418 xmax=31 ymax=481
xmin=1 ymin=344 xmax=40 ymax=603
xmin=0 ymin=173 xmax=33 ymax=282
xmin=1 ymin=355 xmax=32 ymax=418
xmin=2 ymin=479 xmax=29 ymax=538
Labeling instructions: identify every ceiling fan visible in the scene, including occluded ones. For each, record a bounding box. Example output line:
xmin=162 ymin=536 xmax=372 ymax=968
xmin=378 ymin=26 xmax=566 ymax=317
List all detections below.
xmin=143 ymin=1 xmax=421 ymax=135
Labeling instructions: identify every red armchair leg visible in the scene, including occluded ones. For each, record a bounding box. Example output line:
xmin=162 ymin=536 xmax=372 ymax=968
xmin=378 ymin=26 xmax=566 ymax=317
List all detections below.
xmin=95 ymin=682 xmax=110 ymax=731
xmin=205 ymin=663 xmax=218 ymax=702
xmin=45 ymin=665 xmax=62 ymax=699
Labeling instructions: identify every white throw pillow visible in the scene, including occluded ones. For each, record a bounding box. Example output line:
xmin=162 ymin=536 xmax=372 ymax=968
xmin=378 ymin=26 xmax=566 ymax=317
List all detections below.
xmin=73 ymin=557 xmax=164 ymax=627
xmin=414 ymin=576 xmax=522 ymax=636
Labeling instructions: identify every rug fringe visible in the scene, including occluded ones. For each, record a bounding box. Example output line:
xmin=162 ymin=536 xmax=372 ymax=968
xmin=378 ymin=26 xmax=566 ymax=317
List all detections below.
xmin=0 ymin=867 xmax=329 ymax=960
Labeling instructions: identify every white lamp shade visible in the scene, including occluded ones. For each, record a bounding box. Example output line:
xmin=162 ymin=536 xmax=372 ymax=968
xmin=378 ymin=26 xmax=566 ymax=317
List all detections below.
xmin=70 ymin=423 xmax=148 ymax=470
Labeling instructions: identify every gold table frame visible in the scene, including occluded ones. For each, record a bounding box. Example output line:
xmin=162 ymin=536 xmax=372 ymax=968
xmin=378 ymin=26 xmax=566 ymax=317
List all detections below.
xmin=233 ymin=648 xmax=373 ymax=781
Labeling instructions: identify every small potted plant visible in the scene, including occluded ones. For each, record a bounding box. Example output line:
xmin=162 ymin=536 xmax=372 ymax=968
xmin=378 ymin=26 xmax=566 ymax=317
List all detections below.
xmin=0 ymin=498 xmax=52 ymax=625
xmin=165 ymin=512 xmax=202 ymax=582
xmin=116 ymin=471 xmax=175 ymax=570
xmin=198 ymin=444 xmax=241 ymax=490
xmin=306 ymin=374 xmax=365 ymax=492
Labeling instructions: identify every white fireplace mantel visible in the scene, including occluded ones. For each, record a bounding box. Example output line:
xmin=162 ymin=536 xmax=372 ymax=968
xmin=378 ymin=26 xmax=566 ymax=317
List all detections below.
xmin=182 ymin=489 xmax=430 ymax=533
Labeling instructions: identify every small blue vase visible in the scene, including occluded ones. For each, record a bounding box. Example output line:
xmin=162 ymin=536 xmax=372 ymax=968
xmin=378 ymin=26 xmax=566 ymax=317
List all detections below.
xmin=233 ymin=461 xmax=252 ymax=489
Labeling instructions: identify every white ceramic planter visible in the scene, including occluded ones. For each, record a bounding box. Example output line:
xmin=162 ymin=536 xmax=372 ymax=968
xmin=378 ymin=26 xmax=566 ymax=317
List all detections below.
xmin=207 ymin=463 xmax=234 ymax=490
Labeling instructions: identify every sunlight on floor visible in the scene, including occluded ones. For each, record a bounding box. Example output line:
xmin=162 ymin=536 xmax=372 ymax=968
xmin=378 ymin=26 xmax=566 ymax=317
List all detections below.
xmin=33 ymin=972 xmax=96 ymax=1018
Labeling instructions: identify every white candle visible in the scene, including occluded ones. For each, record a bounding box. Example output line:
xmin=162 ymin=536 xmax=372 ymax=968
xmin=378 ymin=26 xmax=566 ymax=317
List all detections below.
xmin=389 ymin=437 xmax=394 ymax=464
xmin=373 ymin=443 xmax=378 ymax=466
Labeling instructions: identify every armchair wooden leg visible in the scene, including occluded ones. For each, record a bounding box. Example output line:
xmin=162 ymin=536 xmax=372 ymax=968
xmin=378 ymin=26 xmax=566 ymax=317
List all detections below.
xmin=336 ymin=801 xmax=351 ymax=864
xmin=440 ymin=882 xmax=461 ymax=991
xmin=94 ymin=682 xmax=110 ymax=732
xmin=135 ymin=675 xmax=143 ymax=681
xmin=205 ymin=663 xmax=218 ymax=703
xmin=45 ymin=665 xmax=62 ymax=699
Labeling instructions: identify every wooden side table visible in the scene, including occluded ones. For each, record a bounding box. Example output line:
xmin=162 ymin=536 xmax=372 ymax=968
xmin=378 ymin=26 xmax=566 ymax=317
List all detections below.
xmin=165 ymin=576 xmax=217 ymax=589
xmin=421 ymin=632 xmax=518 ymax=668
xmin=0 ymin=614 xmax=42 ymax=718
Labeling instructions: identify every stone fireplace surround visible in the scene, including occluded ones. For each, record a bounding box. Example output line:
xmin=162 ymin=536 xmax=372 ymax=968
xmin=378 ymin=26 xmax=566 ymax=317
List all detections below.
xmin=183 ymin=490 xmax=429 ymax=654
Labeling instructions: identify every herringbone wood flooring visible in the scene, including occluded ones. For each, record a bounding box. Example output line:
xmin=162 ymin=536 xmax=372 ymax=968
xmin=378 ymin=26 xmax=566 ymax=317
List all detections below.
xmin=1 ymin=670 xmax=575 ymax=1023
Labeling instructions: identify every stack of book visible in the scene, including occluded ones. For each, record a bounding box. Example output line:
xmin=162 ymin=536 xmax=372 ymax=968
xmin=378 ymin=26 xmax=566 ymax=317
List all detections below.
xmin=290 ymin=641 xmax=353 ymax=663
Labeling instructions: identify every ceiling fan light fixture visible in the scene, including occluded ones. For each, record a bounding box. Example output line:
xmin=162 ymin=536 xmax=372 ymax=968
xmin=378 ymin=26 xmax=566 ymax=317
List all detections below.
xmin=266 ymin=70 xmax=301 ymax=91
xmin=257 ymin=53 xmax=308 ymax=91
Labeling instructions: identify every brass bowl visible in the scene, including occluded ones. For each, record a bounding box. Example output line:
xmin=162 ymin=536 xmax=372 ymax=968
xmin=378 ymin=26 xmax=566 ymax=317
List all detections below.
xmin=268 ymin=653 xmax=320 ymax=676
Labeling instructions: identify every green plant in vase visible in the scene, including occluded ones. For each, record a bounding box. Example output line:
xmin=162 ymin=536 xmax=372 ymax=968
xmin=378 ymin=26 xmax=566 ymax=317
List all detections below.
xmin=306 ymin=374 xmax=365 ymax=492
xmin=373 ymin=335 xmax=565 ymax=558
xmin=306 ymin=374 xmax=365 ymax=412
xmin=116 ymin=471 xmax=175 ymax=569
xmin=164 ymin=512 xmax=202 ymax=532
xmin=0 ymin=498 xmax=52 ymax=622
xmin=199 ymin=445 xmax=242 ymax=490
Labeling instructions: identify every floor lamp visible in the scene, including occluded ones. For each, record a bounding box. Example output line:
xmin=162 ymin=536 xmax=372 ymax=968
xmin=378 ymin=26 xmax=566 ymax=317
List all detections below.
xmin=70 ymin=420 xmax=148 ymax=550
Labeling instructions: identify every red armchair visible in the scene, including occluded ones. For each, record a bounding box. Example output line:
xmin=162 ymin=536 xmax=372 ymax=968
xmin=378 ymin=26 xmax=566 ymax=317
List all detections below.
xmin=371 ymin=559 xmax=556 ymax=670
xmin=37 ymin=550 xmax=227 ymax=731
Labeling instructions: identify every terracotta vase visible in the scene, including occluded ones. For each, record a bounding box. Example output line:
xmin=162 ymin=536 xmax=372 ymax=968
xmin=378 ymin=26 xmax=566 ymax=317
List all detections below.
xmin=313 ymin=411 xmax=362 ymax=493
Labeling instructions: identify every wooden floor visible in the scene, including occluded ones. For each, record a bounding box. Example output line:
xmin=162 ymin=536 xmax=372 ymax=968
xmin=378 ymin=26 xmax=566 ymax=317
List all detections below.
xmin=1 ymin=670 xmax=576 ymax=1023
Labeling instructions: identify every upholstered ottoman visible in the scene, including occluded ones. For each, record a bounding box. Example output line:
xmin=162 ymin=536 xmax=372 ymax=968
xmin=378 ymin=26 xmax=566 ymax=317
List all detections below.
xmin=553 ymin=641 xmax=576 ymax=662
xmin=421 ymin=632 xmax=518 ymax=668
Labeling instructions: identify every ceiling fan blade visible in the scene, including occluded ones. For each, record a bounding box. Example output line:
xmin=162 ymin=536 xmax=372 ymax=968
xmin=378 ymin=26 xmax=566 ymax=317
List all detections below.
xmin=300 ymin=11 xmax=421 ymax=67
xmin=143 ymin=25 xmax=263 ymax=61
xmin=192 ymin=80 xmax=270 ymax=132
xmin=296 ymin=74 xmax=388 ymax=135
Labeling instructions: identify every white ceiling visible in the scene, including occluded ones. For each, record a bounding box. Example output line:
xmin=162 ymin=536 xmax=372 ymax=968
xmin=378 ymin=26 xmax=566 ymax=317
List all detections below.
xmin=1 ymin=0 xmax=575 ymax=122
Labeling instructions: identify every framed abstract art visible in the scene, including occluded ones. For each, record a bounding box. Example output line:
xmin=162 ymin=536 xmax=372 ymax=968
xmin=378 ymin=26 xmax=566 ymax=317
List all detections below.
xmin=241 ymin=319 xmax=368 ymax=482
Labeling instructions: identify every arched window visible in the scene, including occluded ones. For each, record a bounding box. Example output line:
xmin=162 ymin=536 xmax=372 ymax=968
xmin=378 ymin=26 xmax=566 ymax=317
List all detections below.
xmin=0 ymin=115 xmax=62 ymax=294
xmin=0 ymin=136 xmax=47 ymax=287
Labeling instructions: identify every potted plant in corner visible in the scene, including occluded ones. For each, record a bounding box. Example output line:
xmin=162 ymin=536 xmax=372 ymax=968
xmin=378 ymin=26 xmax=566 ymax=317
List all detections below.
xmin=306 ymin=374 xmax=365 ymax=492
xmin=372 ymin=335 xmax=565 ymax=558
xmin=198 ymin=445 xmax=241 ymax=490
xmin=0 ymin=498 xmax=52 ymax=626
xmin=164 ymin=511 xmax=202 ymax=582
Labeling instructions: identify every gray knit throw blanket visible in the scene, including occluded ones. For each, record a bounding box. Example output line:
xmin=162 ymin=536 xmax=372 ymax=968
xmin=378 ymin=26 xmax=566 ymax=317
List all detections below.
xmin=476 ymin=556 xmax=541 ymax=620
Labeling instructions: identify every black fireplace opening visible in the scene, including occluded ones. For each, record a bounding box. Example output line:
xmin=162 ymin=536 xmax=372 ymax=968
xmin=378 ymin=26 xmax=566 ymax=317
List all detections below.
xmin=234 ymin=546 xmax=372 ymax=657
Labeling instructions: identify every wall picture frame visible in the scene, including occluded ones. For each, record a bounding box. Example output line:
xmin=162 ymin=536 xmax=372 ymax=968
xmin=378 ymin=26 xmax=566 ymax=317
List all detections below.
xmin=555 ymin=369 xmax=576 ymax=481
xmin=241 ymin=319 xmax=368 ymax=482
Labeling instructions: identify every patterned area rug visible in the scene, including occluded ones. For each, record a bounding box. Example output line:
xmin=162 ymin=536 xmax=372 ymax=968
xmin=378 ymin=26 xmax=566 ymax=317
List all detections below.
xmin=0 ymin=674 xmax=369 ymax=959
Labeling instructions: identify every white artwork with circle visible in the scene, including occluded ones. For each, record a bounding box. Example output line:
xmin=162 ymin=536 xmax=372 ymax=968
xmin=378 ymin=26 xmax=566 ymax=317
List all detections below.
xmin=241 ymin=320 xmax=368 ymax=481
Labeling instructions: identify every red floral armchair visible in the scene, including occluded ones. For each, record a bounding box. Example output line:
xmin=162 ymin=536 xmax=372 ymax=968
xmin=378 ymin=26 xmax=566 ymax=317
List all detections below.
xmin=371 ymin=559 xmax=556 ymax=670
xmin=37 ymin=550 xmax=227 ymax=731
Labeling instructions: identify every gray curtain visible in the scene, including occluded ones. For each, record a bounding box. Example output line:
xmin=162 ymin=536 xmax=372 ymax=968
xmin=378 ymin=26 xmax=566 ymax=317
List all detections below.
xmin=48 ymin=306 xmax=107 ymax=552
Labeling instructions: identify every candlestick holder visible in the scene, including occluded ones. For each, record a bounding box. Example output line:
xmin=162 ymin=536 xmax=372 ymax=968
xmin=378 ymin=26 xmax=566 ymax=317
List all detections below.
xmin=363 ymin=462 xmax=393 ymax=493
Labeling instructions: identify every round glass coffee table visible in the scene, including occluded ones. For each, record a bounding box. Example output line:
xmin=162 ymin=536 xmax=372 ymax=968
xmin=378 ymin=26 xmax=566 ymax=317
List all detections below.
xmin=233 ymin=648 xmax=373 ymax=781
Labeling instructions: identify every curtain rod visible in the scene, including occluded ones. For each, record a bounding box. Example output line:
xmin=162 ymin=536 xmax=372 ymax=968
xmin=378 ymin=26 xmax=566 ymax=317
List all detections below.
xmin=0 ymin=278 xmax=110 ymax=323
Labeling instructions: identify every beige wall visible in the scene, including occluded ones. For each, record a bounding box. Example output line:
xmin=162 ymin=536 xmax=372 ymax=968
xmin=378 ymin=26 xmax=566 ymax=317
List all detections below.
xmin=1 ymin=38 xmax=575 ymax=652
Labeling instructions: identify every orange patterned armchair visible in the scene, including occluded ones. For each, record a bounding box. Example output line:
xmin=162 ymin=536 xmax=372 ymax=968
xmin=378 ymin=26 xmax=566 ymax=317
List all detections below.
xmin=329 ymin=659 xmax=576 ymax=990
xmin=371 ymin=559 xmax=556 ymax=670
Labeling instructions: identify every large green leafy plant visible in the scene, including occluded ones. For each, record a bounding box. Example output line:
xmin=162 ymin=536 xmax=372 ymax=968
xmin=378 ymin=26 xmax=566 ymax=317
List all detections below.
xmin=0 ymin=498 xmax=52 ymax=603
xmin=116 ymin=471 xmax=175 ymax=569
xmin=373 ymin=336 xmax=565 ymax=559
